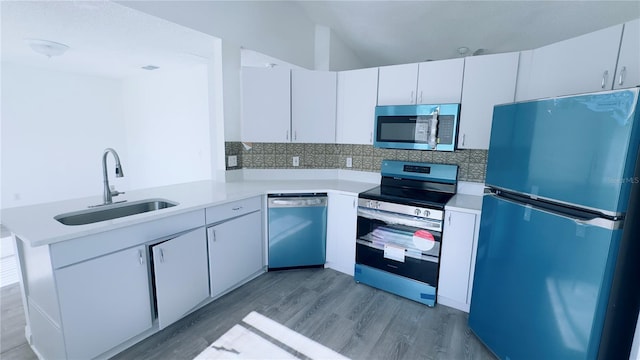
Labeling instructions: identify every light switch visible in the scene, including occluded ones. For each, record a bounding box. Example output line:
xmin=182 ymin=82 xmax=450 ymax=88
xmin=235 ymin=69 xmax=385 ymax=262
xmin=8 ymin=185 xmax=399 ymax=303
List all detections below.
xmin=292 ymin=156 xmax=300 ymax=167
xmin=346 ymin=157 xmax=353 ymax=168
xmin=228 ymin=155 xmax=238 ymax=167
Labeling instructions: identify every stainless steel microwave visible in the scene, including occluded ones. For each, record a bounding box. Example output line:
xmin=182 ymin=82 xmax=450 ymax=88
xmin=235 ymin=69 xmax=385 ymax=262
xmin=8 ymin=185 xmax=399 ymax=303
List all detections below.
xmin=374 ymin=104 xmax=460 ymax=151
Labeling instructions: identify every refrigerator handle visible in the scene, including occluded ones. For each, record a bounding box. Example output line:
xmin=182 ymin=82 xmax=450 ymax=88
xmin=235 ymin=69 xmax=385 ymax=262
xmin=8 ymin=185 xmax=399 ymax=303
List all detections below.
xmin=487 ymin=192 xmax=623 ymax=230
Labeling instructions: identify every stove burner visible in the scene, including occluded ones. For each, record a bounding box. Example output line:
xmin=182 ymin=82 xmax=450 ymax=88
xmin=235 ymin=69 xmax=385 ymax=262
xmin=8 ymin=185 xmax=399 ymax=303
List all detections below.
xmin=359 ymin=185 xmax=453 ymax=210
xmin=358 ymin=160 xmax=458 ymax=210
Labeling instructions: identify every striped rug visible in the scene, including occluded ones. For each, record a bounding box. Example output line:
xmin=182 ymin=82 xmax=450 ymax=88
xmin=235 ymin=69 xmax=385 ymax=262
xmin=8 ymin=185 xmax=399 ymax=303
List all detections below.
xmin=194 ymin=311 xmax=349 ymax=360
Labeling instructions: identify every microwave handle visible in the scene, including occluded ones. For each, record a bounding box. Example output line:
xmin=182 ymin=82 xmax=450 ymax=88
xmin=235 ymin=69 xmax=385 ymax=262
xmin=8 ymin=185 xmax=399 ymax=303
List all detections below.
xmin=428 ymin=108 xmax=439 ymax=149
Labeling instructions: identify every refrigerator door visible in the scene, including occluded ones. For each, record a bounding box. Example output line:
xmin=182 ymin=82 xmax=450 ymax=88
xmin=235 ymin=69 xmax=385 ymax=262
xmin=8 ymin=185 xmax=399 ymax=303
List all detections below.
xmin=486 ymin=88 xmax=640 ymax=214
xmin=469 ymin=194 xmax=623 ymax=360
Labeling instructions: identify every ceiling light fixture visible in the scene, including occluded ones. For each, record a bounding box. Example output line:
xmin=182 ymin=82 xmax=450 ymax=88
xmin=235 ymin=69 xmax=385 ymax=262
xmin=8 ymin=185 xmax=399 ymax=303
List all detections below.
xmin=25 ymin=39 xmax=69 ymax=58
xmin=457 ymin=47 xmax=469 ymax=56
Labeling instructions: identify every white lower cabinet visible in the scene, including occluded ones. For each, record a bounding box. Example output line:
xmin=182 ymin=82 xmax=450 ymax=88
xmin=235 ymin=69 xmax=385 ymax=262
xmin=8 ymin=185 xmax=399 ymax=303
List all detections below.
xmin=151 ymin=227 xmax=209 ymax=329
xmin=438 ymin=210 xmax=480 ymax=312
xmin=55 ymin=245 xmax=153 ymax=360
xmin=208 ymin=211 xmax=264 ymax=297
xmin=326 ymin=193 xmax=357 ymax=276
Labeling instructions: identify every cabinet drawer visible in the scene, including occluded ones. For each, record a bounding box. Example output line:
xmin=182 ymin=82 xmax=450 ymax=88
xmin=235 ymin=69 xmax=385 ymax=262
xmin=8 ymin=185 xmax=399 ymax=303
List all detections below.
xmin=205 ymin=196 xmax=261 ymax=224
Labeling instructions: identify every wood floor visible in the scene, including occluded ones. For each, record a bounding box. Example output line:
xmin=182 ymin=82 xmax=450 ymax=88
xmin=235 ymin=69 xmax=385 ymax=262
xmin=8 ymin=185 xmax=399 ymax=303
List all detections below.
xmin=1 ymin=268 xmax=497 ymax=360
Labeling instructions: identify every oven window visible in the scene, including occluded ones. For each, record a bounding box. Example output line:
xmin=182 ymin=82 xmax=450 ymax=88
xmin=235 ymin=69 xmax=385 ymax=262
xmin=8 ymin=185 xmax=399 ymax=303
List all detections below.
xmin=356 ymin=211 xmax=442 ymax=286
xmin=356 ymin=213 xmax=441 ymax=259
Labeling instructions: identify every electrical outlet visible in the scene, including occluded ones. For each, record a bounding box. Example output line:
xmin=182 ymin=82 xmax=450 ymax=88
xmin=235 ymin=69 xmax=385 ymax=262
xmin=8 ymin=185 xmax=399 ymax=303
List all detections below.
xmin=228 ymin=155 xmax=238 ymax=167
xmin=292 ymin=156 xmax=300 ymax=167
xmin=346 ymin=157 xmax=353 ymax=168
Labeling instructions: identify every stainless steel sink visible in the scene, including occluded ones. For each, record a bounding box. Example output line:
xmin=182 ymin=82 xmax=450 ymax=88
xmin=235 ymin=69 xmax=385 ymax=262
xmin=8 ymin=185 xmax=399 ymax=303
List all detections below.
xmin=55 ymin=199 xmax=178 ymax=226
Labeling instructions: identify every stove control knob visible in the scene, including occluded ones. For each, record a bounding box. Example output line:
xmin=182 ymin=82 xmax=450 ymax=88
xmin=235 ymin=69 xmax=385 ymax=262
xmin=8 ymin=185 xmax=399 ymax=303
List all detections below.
xmin=425 ymin=210 xmax=430 ymax=217
xmin=415 ymin=209 xmax=421 ymax=216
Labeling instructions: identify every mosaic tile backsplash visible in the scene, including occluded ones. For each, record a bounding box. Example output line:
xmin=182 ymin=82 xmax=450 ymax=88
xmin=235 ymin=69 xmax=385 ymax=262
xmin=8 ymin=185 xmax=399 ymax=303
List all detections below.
xmin=225 ymin=142 xmax=488 ymax=182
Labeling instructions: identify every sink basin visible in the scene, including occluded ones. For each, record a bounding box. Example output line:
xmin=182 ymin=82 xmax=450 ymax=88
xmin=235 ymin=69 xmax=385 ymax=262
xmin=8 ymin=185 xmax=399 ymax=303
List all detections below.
xmin=55 ymin=199 xmax=178 ymax=226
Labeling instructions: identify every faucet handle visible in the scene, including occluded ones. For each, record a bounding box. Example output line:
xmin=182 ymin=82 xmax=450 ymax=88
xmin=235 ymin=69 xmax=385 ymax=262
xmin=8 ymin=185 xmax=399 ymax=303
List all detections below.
xmin=109 ymin=185 xmax=125 ymax=197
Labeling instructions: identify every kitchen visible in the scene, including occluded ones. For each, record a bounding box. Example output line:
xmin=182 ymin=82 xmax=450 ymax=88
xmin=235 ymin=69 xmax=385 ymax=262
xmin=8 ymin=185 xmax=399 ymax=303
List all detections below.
xmin=1 ymin=1 xmax=640 ymax=360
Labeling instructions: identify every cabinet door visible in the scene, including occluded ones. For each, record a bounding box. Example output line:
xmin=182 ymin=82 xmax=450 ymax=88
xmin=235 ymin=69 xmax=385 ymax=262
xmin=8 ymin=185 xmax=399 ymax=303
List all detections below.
xmin=209 ymin=211 xmax=263 ymax=297
xmin=614 ymin=18 xmax=640 ymax=90
xmin=241 ymin=67 xmax=291 ymax=142
xmin=291 ymin=70 xmax=337 ymax=143
xmin=417 ymin=58 xmax=464 ymax=104
xmin=152 ymin=227 xmax=209 ymax=329
xmin=438 ymin=210 xmax=477 ymax=312
xmin=326 ymin=193 xmax=358 ymax=276
xmin=377 ymin=63 xmax=419 ymax=105
xmin=56 ymin=245 xmax=152 ymax=360
xmin=459 ymin=52 xmax=519 ymax=150
xmin=523 ymin=24 xmax=623 ymax=100
xmin=336 ymin=68 xmax=378 ymax=145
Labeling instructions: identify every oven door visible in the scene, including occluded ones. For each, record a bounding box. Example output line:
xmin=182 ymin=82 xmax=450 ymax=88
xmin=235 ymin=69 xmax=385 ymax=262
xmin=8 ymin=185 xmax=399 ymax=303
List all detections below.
xmin=356 ymin=206 xmax=442 ymax=286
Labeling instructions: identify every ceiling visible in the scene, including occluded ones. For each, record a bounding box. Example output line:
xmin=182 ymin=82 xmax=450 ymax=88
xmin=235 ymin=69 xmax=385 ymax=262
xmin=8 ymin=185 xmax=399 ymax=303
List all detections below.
xmin=295 ymin=1 xmax=640 ymax=67
xmin=1 ymin=1 xmax=639 ymax=78
xmin=1 ymin=1 xmax=217 ymax=79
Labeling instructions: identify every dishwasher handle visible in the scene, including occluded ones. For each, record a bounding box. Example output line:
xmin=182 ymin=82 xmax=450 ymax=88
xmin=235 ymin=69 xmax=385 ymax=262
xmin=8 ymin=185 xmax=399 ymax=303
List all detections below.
xmin=268 ymin=196 xmax=327 ymax=208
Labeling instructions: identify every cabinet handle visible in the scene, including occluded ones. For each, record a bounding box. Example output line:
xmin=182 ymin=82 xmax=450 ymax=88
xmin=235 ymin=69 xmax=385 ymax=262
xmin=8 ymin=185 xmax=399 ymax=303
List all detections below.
xmin=462 ymin=134 xmax=466 ymax=146
xmin=212 ymin=229 xmax=217 ymax=242
xmin=419 ymin=90 xmax=423 ymax=104
xmin=294 ymin=131 xmax=297 ymax=141
xmin=159 ymin=248 xmax=165 ymax=263
xmin=410 ymin=90 xmax=415 ymax=104
xmin=353 ymin=198 xmax=356 ymax=208
xmin=369 ymin=132 xmax=373 ymax=144
xmin=138 ymin=250 xmax=144 ymax=265
xmin=618 ymin=66 xmax=626 ymax=86
xmin=601 ymin=70 xmax=609 ymax=89
xmin=448 ymin=213 xmax=452 ymax=226
xmin=232 ymin=206 xmax=243 ymax=211
xmin=286 ymin=130 xmax=289 ymax=141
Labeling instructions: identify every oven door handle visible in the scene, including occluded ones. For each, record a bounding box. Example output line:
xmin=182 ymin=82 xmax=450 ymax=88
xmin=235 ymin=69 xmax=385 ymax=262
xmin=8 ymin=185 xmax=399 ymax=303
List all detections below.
xmin=358 ymin=207 xmax=435 ymax=228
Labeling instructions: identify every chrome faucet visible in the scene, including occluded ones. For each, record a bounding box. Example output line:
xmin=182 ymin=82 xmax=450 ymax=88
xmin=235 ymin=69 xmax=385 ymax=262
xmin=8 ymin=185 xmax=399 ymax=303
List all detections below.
xmin=102 ymin=148 xmax=125 ymax=205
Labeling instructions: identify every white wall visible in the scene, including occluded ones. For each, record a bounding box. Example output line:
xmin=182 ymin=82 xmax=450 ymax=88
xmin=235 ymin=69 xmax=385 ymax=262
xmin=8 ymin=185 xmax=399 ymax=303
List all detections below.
xmin=1 ymin=62 xmax=128 ymax=208
xmin=122 ymin=64 xmax=212 ymax=190
xmin=329 ymin=30 xmax=367 ymax=71
xmin=222 ymin=41 xmax=242 ymax=142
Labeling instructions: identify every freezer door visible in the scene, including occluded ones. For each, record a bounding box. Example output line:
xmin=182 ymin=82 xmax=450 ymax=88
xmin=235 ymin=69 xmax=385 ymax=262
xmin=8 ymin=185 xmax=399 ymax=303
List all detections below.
xmin=469 ymin=195 xmax=623 ymax=360
xmin=486 ymin=88 xmax=640 ymax=214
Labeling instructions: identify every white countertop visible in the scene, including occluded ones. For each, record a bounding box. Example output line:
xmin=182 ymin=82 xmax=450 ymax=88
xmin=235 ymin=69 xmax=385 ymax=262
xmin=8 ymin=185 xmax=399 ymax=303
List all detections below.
xmin=1 ymin=179 xmax=378 ymax=247
xmin=446 ymin=193 xmax=484 ymax=214
xmin=2 ymin=177 xmax=483 ymax=247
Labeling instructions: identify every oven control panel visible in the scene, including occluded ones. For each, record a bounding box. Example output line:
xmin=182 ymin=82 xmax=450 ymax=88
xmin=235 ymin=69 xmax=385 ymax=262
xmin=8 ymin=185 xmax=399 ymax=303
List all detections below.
xmin=358 ymin=198 xmax=443 ymax=222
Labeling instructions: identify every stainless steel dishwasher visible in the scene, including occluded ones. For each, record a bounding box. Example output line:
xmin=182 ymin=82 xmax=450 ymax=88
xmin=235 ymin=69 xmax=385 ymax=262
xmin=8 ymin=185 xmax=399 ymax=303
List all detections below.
xmin=267 ymin=193 xmax=328 ymax=270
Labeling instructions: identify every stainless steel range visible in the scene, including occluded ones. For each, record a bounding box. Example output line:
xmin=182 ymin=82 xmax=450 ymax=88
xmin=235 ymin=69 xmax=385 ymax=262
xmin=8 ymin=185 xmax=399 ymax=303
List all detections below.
xmin=355 ymin=160 xmax=458 ymax=307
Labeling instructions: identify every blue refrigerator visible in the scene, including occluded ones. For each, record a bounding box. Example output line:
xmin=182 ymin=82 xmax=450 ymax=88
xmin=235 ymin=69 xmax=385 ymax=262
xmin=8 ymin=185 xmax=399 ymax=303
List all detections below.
xmin=469 ymin=88 xmax=640 ymax=359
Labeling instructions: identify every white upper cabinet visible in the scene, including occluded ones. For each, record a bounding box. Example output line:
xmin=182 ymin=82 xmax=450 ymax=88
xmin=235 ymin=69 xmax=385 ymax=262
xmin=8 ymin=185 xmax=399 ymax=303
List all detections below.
xmin=336 ymin=67 xmax=379 ymax=145
xmin=417 ymin=58 xmax=464 ymax=104
xmin=614 ymin=18 xmax=640 ymax=89
xmin=516 ymin=24 xmax=623 ymax=101
xmin=459 ymin=52 xmax=519 ymax=150
xmin=241 ymin=67 xmax=291 ymax=142
xmin=377 ymin=63 xmax=419 ymax=105
xmin=291 ymin=70 xmax=337 ymax=143
xmin=377 ymin=59 xmax=464 ymax=106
